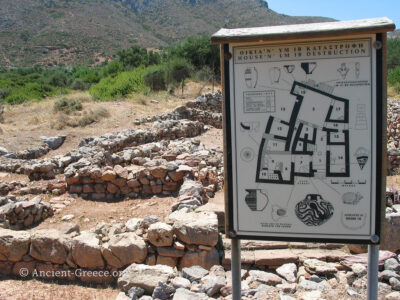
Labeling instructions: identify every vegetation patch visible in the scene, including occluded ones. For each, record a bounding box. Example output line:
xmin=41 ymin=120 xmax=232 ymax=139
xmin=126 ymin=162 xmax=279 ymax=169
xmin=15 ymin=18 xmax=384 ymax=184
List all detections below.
xmin=0 ymin=36 xmax=220 ymax=103
xmin=51 ymin=106 xmax=109 ymax=129
xmin=89 ymin=68 xmax=147 ymax=100
xmin=53 ymin=97 xmax=82 ymax=114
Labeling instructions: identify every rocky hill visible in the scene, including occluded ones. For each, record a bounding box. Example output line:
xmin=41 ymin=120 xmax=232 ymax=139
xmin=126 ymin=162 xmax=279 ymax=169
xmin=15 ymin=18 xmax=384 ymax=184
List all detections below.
xmin=0 ymin=0 xmax=332 ymax=67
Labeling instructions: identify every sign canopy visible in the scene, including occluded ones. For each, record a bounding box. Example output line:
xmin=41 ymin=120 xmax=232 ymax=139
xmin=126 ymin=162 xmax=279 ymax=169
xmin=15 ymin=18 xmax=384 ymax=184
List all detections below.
xmin=211 ymin=17 xmax=395 ymax=43
xmin=213 ymin=18 xmax=395 ymax=244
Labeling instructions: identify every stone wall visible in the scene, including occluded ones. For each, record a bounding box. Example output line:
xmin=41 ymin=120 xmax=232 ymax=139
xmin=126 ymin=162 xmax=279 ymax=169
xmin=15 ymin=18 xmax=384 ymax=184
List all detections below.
xmin=0 ymin=210 xmax=220 ymax=283
xmin=0 ymin=179 xmax=67 ymax=197
xmin=65 ymin=150 xmax=223 ymax=201
xmin=388 ymin=100 xmax=400 ymax=173
xmin=134 ymin=92 xmax=223 ymax=129
xmin=0 ymin=196 xmax=53 ymax=230
xmin=0 ymin=136 xmax=66 ymax=160
xmin=0 ymin=120 xmax=205 ymax=180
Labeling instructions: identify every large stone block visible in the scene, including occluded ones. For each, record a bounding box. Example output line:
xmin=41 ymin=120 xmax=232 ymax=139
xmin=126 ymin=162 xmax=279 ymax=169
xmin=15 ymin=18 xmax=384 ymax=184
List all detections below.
xmin=156 ymin=255 xmax=177 ymax=268
xmin=147 ymin=222 xmax=173 ymax=247
xmin=179 ymin=248 xmax=220 ymax=270
xmin=30 ymin=229 xmax=68 ymax=264
xmin=179 ymin=180 xmax=203 ymax=199
xmin=170 ymin=211 xmax=218 ymax=247
xmin=118 ymin=263 xmax=176 ymax=294
xmin=150 ymin=165 xmax=168 ymax=179
xmin=71 ymin=231 xmax=104 ymax=269
xmin=0 ymin=229 xmax=30 ymax=262
xmin=102 ymin=232 xmax=147 ymax=268
xmin=382 ymin=213 xmax=400 ymax=252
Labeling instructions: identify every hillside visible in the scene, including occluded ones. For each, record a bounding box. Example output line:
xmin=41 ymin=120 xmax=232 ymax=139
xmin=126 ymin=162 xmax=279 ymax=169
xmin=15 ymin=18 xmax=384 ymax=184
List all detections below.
xmin=0 ymin=0 xmax=332 ymax=67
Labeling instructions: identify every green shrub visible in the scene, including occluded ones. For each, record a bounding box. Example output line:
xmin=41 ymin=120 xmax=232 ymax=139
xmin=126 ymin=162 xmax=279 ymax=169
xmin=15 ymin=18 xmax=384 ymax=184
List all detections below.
xmin=144 ymin=65 xmax=166 ymax=91
xmin=165 ymin=58 xmax=193 ymax=95
xmin=73 ymin=67 xmax=100 ymax=84
xmin=167 ymin=35 xmax=220 ymax=75
xmin=0 ymin=88 xmax=10 ymax=100
xmin=194 ymin=66 xmax=213 ymax=82
xmin=166 ymin=58 xmax=192 ymax=84
xmin=89 ymin=67 xmax=146 ymax=100
xmin=388 ymin=38 xmax=400 ymax=70
xmin=42 ymin=68 xmax=73 ymax=87
xmin=101 ymin=60 xmax=123 ymax=77
xmin=3 ymin=91 xmax=28 ymax=104
xmin=3 ymin=82 xmax=54 ymax=104
xmin=53 ymin=97 xmax=82 ymax=113
xmin=117 ymin=46 xmax=161 ymax=68
xmin=388 ymin=66 xmax=400 ymax=85
xmin=70 ymin=79 xmax=87 ymax=90
xmin=81 ymin=71 xmax=100 ymax=84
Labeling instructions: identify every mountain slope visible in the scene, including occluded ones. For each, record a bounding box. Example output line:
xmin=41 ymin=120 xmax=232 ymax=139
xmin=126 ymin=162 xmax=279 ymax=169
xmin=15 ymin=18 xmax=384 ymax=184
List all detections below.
xmin=0 ymin=0 xmax=332 ymax=67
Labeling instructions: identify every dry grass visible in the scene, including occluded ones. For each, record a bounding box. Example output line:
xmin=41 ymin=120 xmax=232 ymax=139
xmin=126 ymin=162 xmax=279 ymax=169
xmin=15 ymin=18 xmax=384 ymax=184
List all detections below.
xmin=50 ymin=106 xmax=110 ymax=130
xmin=0 ymin=102 xmax=4 ymax=123
xmin=0 ymin=81 xmax=219 ymax=153
xmin=0 ymin=279 xmax=119 ymax=300
xmin=388 ymin=85 xmax=400 ymax=99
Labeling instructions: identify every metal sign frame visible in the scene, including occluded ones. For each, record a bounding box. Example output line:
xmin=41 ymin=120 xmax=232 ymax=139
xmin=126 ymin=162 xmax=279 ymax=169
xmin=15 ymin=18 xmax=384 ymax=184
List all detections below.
xmin=212 ymin=18 xmax=394 ymax=245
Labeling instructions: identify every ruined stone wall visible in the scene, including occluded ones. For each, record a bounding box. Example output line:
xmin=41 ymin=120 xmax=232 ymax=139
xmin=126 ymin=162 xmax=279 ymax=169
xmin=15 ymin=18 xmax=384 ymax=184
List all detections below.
xmin=0 ymin=196 xmax=53 ymax=230
xmin=0 ymin=210 xmax=221 ymax=283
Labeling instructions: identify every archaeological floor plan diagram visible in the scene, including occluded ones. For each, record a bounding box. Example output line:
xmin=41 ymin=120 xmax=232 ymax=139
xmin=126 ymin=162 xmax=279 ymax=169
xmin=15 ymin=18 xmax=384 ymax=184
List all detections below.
xmin=256 ymin=81 xmax=350 ymax=185
xmin=229 ymin=37 xmax=378 ymax=239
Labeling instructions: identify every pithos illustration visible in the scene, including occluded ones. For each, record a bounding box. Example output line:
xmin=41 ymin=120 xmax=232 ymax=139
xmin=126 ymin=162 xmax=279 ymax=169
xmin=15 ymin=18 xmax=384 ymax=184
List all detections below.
xmin=295 ymin=194 xmax=334 ymax=226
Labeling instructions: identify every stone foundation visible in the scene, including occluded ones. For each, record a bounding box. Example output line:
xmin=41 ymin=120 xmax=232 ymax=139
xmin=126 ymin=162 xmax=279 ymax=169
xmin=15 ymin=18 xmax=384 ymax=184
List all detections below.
xmin=0 ymin=210 xmax=220 ymax=283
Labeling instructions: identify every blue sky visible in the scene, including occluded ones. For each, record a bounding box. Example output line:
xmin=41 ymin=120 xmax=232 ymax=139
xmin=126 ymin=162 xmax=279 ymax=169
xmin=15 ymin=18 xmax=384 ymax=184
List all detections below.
xmin=266 ymin=0 xmax=399 ymax=28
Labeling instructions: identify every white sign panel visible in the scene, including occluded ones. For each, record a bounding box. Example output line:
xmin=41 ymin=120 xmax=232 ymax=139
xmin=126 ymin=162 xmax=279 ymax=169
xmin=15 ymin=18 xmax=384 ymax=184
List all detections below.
xmin=229 ymin=36 xmax=377 ymax=241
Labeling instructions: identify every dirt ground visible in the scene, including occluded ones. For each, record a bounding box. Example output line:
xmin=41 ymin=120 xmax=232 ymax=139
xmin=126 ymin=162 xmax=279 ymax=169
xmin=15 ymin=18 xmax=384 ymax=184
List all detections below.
xmin=28 ymin=194 xmax=178 ymax=232
xmin=0 ymin=279 xmax=119 ymax=300
xmin=0 ymin=81 xmax=219 ymax=154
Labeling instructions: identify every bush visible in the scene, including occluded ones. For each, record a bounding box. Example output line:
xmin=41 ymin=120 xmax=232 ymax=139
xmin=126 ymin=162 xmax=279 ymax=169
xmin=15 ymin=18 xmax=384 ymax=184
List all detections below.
xmin=144 ymin=65 xmax=167 ymax=91
xmin=0 ymin=102 xmax=4 ymax=123
xmin=51 ymin=106 xmax=109 ymax=129
xmin=73 ymin=67 xmax=101 ymax=84
xmin=101 ymin=60 xmax=124 ymax=77
xmin=0 ymin=88 xmax=10 ymax=100
xmin=117 ymin=46 xmax=161 ymax=68
xmin=42 ymin=68 xmax=74 ymax=87
xmin=3 ymin=92 xmax=27 ymax=104
xmin=388 ymin=38 xmax=400 ymax=70
xmin=117 ymin=46 xmax=149 ymax=68
xmin=388 ymin=66 xmax=400 ymax=85
xmin=167 ymin=35 xmax=220 ymax=75
xmin=2 ymin=82 xmax=54 ymax=104
xmin=166 ymin=58 xmax=192 ymax=84
xmin=70 ymin=79 xmax=87 ymax=90
xmin=78 ymin=107 xmax=110 ymax=126
xmin=165 ymin=58 xmax=193 ymax=95
xmin=194 ymin=66 xmax=213 ymax=82
xmin=89 ymin=67 xmax=146 ymax=100
xmin=53 ymin=98 xmax=82 ymax=114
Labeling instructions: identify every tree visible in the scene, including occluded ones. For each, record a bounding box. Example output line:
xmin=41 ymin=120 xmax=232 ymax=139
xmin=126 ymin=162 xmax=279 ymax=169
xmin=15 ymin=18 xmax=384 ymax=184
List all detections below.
xmin=166 ymin=58 xmax=193 ymax=96
xmin=117 ymin=46 xmax=162 ymax=69
xmin=388 ymin=38 xmax=400 ymax=69
xmin=117 ymin=46 xmax=148 ymax=68
xmin=144 ymin=65 xmax=166 ymax=91
xmin=168 ymin=35 xmax=220 ymax=75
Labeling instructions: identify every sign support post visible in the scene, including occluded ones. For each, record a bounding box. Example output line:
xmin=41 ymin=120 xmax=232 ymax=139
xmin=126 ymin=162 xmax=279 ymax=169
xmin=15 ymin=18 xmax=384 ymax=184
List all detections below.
xmin=231 ymin=238 xmax=241 ymax=300
xmin=367 ymin=244 xmax=379 ymax=300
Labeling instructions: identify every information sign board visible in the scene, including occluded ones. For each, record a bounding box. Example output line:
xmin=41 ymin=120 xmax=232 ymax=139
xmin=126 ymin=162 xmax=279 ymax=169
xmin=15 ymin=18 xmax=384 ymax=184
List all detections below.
xmin=212 ymin=18 xmax=395 ymax=243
